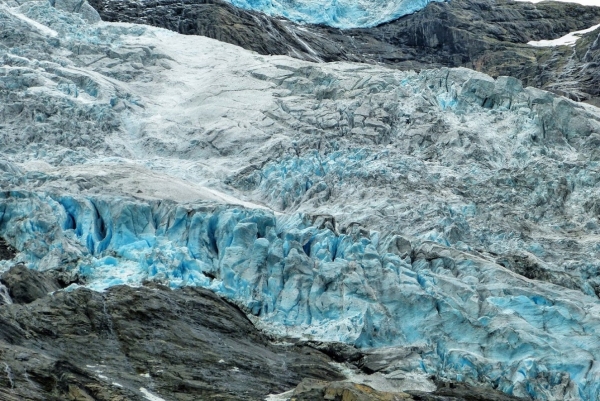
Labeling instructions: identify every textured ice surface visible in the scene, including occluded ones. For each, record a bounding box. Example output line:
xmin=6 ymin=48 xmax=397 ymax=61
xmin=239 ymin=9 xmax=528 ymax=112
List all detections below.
xmin=4 ymin=188 xmax=600 ymax=400
xmin=224 ymin=0 xmax=443 ymax=28
xmin=3 ymin=3 xmax=600 ymax=400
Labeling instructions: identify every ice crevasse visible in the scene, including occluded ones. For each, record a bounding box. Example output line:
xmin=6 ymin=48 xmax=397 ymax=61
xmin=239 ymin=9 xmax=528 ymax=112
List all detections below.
xmin=224 ymin=0 xmax=444 ymax=28
xmin=2 ymin=2 xmax=600 ymax=400
xmin=1 ymin=190 xmax=600 ymax=401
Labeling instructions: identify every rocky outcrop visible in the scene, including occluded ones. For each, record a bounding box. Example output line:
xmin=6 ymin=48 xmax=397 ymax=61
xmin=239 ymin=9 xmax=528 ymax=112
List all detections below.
xmin=0 ymin=238 xmax=15 ymax=261
xmin=408 ymin=382 xmax=527 ymax=401
xmin=0 ymin=264 xmax=61 ymax=304
xmin=290 ymin=379 xmax=414 ymax=401
xmin=0 ymin=265 xmax=344 ymax=401
xmin=86 ymin=0 xmax=600 ymax=102
xmin=289 ymin=379 xmax=525 ymax=401
xmin=0 ymin=266 xmax=528 ymax=401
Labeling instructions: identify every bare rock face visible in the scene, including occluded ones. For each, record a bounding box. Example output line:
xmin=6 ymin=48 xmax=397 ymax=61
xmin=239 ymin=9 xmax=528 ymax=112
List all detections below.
xmin=86 ymin=0 xmax=600 ymax=102
xmin=289 ymin=379 xmax=525 ymax=401
xmin=0 ymin=238 xmax=16 ymax=261
xmin=0 ymin=269 xmax=344 ymax=401
xmin=407 ymin=381 xmax=527 ymax=401
xmin=0 ymin=264 xmax=61 ymax=304
xmin=290 ymin=379 xmax=413 ymax=401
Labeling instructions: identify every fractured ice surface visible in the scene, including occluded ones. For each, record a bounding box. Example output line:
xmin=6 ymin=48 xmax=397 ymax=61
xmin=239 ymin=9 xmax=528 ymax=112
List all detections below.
xmin=3 ymin=189 xmax=600 ymax=400
xmin=223 ymin=0 xmax=443 ymax=29
xmin=2 ymin=3 xmax=600 ymax=400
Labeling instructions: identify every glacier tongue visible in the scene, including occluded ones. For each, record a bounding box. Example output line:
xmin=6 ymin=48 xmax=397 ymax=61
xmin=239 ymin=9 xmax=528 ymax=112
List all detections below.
xmin=2 ymin=2 xmax=600 ymax=400
xmin=223 ymin=0 xmax=443 ymax=29
xmin=3 ymin=189 xmax=600 ymax=400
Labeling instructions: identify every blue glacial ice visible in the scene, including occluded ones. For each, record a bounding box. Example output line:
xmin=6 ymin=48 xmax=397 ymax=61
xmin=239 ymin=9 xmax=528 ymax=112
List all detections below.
xmin=2 ymin=190 xmax=600 ymax=400
xmin=3 ymin=4 xmax=600 ymax=400
xmin=224 ymin=0 xmax=444 ymax=28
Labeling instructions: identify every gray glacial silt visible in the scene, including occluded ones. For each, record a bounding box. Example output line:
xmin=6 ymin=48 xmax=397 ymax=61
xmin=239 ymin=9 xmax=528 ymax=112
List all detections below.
xmin=1 ymin=1 xmax=600 ymax=401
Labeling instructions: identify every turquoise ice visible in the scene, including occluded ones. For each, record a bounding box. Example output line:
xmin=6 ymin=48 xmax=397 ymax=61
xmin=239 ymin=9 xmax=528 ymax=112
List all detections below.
xmin=225 ymin=0 xmax=444 ymax=28
xmin=2 ymin=191 xmax=600 ymax=400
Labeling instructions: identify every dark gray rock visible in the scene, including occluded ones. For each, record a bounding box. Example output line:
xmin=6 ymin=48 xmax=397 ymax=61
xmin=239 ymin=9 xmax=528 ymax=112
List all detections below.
xmin=408 ymin=380 xmax=526 ymax=401
xmin=301 ymin=341 xmax=364 ymax=364
xmin=288 ymin=378 xmax=525 ymax=401
xmin=0 ymin=264 xmax=61 ymax=304
xmin=86 ymin=0 xmax=600 ymax=102
xmin=0 ymin=238 xmax=16 ymax=260
xmin=0 ymin=275 xmax=344 ymax=400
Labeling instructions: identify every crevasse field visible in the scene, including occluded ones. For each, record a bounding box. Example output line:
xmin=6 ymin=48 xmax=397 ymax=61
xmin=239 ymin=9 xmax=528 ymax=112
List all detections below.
xmin=220 ymin=0 xmax=598 ymax=29
xmin=225 ymin=0 xmax=441 ymax=28
xmin=2 ymin=1 xmax=600 ymax=400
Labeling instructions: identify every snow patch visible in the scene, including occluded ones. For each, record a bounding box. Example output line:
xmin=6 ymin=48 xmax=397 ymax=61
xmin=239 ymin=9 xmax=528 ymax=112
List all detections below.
xmin=515 ymin=0 xmax=600 ymax=6
xmin=3 ymin=5 xmax=58 ymax=37
xmin=140 ymin=388 xmax=167 ymax=401
xmin=265 ymin=389 xmax=295 ymax=401
xmin=528 ymin=23 xmax=600 ymax=47
xmin=331 ymin=362 xmax=437 ymax=393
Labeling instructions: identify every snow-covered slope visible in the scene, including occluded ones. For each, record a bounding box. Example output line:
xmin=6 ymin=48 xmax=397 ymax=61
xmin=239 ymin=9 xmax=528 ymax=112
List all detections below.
xmin=2 ymin=2 xmax=600 ymax=400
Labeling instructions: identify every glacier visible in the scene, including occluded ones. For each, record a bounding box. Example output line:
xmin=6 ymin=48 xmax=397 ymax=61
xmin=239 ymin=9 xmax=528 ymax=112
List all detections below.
xmin=2 ymin=2 xmax=600 ymax=400
xmin=223 ymin=0 xmax=443 ymax=28
xmin=3 ymin=189 xmax=600 ymax=400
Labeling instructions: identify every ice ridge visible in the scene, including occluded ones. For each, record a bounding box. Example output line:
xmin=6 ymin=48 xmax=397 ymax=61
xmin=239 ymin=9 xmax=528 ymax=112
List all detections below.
xmin=224 ymin=0 xmax=443 ymax=28
xmin=1 ymin=191 xmax=600 ymax=400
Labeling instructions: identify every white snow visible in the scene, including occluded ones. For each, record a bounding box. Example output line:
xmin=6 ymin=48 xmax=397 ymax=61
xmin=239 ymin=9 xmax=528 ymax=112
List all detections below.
xmin=515 ymin=0 xmax=600 ymax=6
xmin=26 ymin=162 xmax=270 ymax=209
xmin=140 ymin=387 xmax=167 ymax=401
xmin=528 ymin=22 xmax=600 ymax=46
xmin=330 ymin=362 xmax=437 ymax=393
xmin=3 ymin=5 xmax=58 ymax=37
xmin=265 ymin=389 xmax=295 ymax=401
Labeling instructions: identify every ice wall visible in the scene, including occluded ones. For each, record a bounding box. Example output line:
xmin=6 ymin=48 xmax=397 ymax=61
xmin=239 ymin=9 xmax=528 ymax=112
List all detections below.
xmin=2 ymin=190 xmax=600 ymax=400
xmin=224 ymin=0 xmax=443 ymax=28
